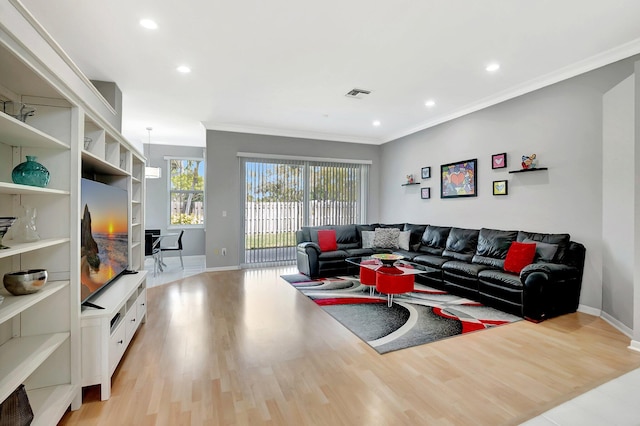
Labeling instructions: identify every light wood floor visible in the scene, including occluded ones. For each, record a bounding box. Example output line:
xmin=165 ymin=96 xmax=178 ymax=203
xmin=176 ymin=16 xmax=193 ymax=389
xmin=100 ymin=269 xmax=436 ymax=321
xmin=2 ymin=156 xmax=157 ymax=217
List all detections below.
xmin=60 ymin=267 xmax=640 ymax=425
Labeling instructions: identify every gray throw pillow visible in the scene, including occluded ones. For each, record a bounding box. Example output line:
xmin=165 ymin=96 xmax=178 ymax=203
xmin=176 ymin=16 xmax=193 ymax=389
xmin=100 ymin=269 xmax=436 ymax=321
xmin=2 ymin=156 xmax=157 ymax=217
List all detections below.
xmin=523 ymin=238 xmax=558 ymax=262
xmin=361 ymin=231 xmax=375 ymax=249
xmin=373 ymin=227 xmax=400 ymax=249
xmin=398 ymin=231 xmax=411 ymax=250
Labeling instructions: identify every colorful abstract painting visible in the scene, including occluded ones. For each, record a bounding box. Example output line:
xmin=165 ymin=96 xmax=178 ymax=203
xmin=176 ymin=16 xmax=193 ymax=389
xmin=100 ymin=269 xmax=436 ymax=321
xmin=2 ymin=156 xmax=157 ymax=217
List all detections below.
xmin=440 ymin=158 xmax=477 ymax=198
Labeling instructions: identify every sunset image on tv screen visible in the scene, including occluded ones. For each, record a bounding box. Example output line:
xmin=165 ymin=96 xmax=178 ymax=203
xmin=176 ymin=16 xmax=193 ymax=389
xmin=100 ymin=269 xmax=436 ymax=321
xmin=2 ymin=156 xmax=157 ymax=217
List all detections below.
xmin=80 ymin=179 xmax=128 ymax=303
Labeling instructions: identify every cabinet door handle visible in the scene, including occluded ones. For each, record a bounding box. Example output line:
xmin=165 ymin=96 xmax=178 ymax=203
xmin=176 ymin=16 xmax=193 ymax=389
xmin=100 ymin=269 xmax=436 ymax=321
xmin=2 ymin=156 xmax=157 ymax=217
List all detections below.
xmin=141 ymin=303 xmax=145 ymax=307
xmin=131 ymin=318 xmax=136 ymax=322
xmin=117 ymin=340 xmax=123 ymax=344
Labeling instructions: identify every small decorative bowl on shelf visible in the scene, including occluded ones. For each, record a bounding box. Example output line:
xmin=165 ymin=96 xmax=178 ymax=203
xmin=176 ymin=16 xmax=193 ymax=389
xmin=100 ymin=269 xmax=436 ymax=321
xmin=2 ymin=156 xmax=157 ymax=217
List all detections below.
xmin=3 ymin=269 xmax=48 ymax=295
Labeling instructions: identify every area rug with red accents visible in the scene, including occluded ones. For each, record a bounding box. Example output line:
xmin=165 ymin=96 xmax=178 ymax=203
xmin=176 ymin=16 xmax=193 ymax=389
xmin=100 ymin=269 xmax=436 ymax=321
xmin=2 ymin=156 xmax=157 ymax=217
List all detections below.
xmin=281 ymin=274 xmax=521 ymax=354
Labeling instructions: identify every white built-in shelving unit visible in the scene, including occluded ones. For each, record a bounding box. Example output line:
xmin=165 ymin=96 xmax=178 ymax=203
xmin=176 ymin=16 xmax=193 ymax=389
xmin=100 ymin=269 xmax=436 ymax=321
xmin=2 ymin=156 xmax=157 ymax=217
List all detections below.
xmin=0 ymin=39 xmax=79 ymax=423
xmin=81 ymin=117 xmax=146 ymax=272
xmin=0 ymin=0 xmax=146 ymax=422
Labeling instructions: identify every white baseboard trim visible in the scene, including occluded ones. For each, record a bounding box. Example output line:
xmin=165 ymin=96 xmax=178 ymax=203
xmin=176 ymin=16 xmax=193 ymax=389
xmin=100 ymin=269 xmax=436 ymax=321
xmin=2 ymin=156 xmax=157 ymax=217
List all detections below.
xmin=600 ymin=311 xmax=633 ymax=338
xmin=205 ymin=266 xmax=241 ymax=272
xmin=577 ymin=304 xmax=601 ymax=316
xmin=578 ymin=304 xmax=639 ymax=347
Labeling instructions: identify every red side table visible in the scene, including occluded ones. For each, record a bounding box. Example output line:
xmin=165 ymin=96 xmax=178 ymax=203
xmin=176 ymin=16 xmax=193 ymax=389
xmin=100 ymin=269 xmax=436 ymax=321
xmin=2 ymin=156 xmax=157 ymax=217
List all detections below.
xmin=375 ymin=265 xmax=415 ymax=307
xmin=346 ymin=256 xmax=425 ymax=307
xmin=359 ymin=260 xmax=378 ymax=296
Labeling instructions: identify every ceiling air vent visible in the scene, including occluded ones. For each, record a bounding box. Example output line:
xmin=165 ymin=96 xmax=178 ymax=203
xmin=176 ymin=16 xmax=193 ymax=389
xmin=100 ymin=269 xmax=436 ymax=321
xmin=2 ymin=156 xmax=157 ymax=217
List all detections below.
xmin=345 ymin=88 xmax=371 ymax=99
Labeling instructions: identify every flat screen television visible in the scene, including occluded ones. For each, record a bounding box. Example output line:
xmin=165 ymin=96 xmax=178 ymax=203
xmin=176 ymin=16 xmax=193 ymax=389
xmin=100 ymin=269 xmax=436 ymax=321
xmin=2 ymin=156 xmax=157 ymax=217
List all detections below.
xmin=80 ymin=178 xmax=129 ymax=305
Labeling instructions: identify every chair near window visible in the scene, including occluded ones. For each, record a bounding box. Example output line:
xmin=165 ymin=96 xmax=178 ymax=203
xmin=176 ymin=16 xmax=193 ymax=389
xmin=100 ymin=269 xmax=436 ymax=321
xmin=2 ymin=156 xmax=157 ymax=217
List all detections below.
xmin=145 ymin=229 xmax=161 ymax=256
xmin=145 ymin=229 xmax=162 ymax=276
xmin=160 ymin=229 xmax=184 ymax=269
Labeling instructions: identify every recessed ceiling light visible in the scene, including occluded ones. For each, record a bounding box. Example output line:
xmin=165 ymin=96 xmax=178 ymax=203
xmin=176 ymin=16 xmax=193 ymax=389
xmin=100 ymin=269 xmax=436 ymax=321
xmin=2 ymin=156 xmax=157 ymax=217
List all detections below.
xmin=373 ymin=120 xmax=381 ymax=127
xmin=139 ymin=19 xmax=158 ymax=30
xmin=176 ymin=65 xmax=191 ymax=74
xmin=425 ymin=100 xmax=436 ymax=107
xmin=486 ymin=63 xmax=500 ymax=72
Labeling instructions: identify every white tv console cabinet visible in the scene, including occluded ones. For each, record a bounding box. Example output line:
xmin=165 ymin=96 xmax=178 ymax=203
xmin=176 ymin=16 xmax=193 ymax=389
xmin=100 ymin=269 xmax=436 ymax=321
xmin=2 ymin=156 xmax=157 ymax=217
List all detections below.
xmin=80 ymin=271 xmax=147 ymax=400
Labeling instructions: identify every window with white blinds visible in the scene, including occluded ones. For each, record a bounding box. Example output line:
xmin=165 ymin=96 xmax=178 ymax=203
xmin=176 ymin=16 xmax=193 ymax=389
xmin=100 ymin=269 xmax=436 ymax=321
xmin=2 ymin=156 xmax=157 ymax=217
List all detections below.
xmin=241 ymin=157 xmax=369 ymax=265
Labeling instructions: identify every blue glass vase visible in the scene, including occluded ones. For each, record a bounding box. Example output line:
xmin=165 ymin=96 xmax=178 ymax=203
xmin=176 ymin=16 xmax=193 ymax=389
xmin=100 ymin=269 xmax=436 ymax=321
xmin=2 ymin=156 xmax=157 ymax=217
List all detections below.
xmin=12 ymin=156 xmax=50 ymax=188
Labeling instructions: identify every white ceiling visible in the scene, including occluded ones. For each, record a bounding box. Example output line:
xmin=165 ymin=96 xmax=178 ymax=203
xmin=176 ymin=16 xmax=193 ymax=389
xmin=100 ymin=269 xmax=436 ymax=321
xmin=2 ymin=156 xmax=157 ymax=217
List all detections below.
xmin=19 ymin=0 xmax=640 ymax=148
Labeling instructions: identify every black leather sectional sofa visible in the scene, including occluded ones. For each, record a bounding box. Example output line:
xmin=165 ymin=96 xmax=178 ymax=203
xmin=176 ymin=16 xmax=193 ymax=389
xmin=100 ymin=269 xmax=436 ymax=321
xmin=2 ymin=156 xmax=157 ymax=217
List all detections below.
xmin=296 ymin=223 xmax=586 ymax=322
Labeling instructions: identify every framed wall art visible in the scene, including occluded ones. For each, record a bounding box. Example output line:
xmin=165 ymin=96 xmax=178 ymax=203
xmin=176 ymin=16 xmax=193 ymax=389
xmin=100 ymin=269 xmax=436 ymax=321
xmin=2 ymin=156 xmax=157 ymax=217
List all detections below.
xmin=492 ymin=152 xmax=507 ymax=169
xmin=440 ymin=158 xmax=477 ymax=198
xmin=421 ymin=166 xmax=431 ymax=179
xmin=421 ymin=187 xmax=431 ymax=199
xmin=493 ymin=180 xmax=508 ymax=196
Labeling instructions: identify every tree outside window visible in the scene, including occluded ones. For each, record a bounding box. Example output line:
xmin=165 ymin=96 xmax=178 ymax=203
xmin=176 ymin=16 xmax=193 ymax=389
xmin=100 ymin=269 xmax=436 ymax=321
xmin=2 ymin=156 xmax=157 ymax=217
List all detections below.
xmin=170 ymin=158 xmax=204 ymax=225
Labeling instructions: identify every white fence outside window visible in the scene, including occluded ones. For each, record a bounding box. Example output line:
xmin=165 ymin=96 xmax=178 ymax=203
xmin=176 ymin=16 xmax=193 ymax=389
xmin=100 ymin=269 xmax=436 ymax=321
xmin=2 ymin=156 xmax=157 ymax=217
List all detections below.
xmin=245 ymin=200 xmax=358 ymax=234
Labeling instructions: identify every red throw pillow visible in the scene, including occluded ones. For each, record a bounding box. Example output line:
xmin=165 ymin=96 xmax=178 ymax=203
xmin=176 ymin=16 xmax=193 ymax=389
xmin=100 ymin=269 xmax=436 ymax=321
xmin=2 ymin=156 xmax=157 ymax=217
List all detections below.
xmin=317 ymin=229 xmax=338 ymax=252
xmin=504 ymin=241 xmax=536 ymax=274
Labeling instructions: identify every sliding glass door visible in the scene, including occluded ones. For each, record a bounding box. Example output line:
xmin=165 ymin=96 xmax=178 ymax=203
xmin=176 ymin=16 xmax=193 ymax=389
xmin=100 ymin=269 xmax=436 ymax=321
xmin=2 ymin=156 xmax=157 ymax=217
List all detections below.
xmin=243 ymin=158 xmax=304 ymax=266
xmin=241 ymin=156 xmax=369 ymax=266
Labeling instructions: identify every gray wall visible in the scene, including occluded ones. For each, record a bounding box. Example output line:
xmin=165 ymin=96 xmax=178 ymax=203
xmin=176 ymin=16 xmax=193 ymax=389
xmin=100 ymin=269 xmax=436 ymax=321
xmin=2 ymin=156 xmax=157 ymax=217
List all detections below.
xmin=378 ymin=56 xmax=638 ymax=322
xmin=90 ymin=80 xmax=123 ymax=132
xmin=204 ymin=131 xmax=381 ymax=268
xmin=634 ymin=61 xmax=640 ymax=345
xmin=144 ymin=143 xmax=206 ymax=257
xmin=603 ymin=76 xmax=635 ymax=330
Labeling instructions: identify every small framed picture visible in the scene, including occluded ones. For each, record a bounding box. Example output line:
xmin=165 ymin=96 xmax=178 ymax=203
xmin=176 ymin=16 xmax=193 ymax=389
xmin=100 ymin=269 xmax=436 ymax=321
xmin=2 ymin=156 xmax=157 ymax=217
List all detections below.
xmin=493 ymin=180 xmax=508 ymax=196
xmin=421 ymin=166 xmax=431 ymax=179
xmin=492 ymin=153 xmax=507 ymax=169
xmin=421 ymin=187 xmax=431 ymax=199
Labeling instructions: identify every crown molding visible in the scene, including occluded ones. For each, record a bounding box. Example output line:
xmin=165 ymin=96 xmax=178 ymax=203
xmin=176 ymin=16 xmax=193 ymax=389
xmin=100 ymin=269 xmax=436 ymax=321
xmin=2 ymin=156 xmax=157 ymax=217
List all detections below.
xmin=385 ymin=37 xmax=640 ymax=143
xmin=203 ymin=121 xmax=383 ymax=145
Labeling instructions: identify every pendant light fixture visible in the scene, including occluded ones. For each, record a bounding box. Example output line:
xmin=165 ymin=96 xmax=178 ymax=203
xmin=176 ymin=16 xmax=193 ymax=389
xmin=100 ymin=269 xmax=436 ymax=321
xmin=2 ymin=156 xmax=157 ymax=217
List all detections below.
xmin=144 ymin=127 xmax=162 ymax=179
